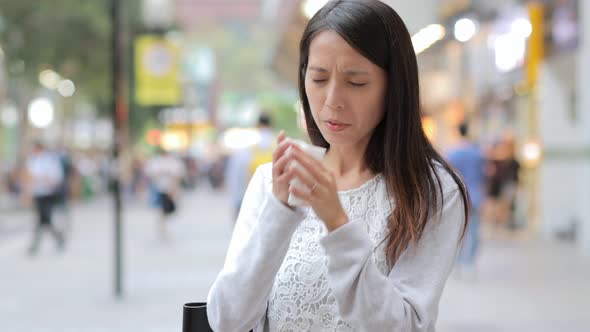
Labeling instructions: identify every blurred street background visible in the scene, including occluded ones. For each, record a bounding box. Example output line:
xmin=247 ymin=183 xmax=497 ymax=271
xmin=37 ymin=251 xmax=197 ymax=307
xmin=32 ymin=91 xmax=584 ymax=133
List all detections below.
xmin=0 ymin=0 xmax=589 ymax=331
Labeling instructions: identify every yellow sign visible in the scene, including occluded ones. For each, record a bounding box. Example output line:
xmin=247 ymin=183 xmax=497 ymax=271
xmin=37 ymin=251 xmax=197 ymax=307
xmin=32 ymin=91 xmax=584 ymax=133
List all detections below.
xmin=134 ymin=35 xmax=181 ymax=106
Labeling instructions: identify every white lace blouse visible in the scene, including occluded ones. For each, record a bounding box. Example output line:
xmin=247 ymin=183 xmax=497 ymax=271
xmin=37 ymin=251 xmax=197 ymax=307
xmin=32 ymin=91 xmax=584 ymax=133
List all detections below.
xmin=207 ymin=163 xmax=464 ymax=332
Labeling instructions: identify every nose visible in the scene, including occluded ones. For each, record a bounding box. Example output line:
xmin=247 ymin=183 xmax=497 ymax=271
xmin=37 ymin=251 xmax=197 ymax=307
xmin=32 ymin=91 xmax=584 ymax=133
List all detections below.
xmin=325 ymin=82 xmax=344 ymax=110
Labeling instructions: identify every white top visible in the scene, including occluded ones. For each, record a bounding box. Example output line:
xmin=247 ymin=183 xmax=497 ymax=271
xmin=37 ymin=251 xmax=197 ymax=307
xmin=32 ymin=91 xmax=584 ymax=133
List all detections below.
xmin=26 ymin=151 xmax=64 ymax=197
xmin=207 ymin=162 xmax=464 ymax=332
xmin=144 ymin=154 xmax=185 ymax=193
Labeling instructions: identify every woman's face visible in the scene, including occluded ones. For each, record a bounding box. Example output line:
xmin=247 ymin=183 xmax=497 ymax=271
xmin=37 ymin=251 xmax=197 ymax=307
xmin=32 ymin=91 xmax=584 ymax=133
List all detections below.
xmin=305 ymin=30 xmax=387 ymax=149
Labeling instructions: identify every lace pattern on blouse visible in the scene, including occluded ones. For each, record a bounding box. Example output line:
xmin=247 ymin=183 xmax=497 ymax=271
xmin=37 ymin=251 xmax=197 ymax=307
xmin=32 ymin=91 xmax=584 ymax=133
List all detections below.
xmin=267 ymin=174 xmax=392 ymax=331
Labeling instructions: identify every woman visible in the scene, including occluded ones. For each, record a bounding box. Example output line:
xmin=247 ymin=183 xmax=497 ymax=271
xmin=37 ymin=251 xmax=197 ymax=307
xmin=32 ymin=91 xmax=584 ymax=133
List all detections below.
xmin=207 ymin=1 xmax=469 ymax=331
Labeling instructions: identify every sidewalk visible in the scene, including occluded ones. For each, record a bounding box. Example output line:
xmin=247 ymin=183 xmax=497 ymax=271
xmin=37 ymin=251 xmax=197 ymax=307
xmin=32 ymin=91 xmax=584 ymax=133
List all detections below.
xmin=0 ymin=187 xmax=234 ymax=332
xmin=0 ymin=191 xmax=24 ymax=213
xmin=0 ymin=187 xmax=589 ymax=331
xmin=438 ymin=226 xmax=590 ymax=332
xmin=0 ymin=195 xmax=106 ymax=240
xmin=0 ymin=199 xmax=31 ymax=240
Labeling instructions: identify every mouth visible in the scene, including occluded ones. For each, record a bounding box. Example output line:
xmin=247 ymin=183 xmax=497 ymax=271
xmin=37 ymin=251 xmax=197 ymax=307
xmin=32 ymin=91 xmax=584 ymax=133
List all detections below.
xmin=324 ymin=120 xmax=350 ymax=132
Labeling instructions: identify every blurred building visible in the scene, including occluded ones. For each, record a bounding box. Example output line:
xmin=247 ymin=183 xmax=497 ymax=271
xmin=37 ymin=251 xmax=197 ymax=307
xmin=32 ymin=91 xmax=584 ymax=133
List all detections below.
xmin=175 ymin=0 xmax=263 ymax=26
xmin=269 ymin=0 xmax=590 ymax=256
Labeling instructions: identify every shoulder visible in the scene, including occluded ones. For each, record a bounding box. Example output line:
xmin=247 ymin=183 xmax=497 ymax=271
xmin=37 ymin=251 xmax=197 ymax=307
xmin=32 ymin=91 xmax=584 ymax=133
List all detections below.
xmin=429 ymin=162 xmax=467 ymax=235
xmin=431 ymin=160 xmax=461 ymax=197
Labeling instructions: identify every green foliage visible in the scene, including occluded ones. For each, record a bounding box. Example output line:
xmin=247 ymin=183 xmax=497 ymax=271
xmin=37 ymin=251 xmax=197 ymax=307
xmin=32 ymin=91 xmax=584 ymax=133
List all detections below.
xmin=0 ymin=0 xmax=112 ymax=105
xmin=257 ymin=93 xmax=304 ymax=140
xmin=186 ymin=22 xmax=282 ymax=92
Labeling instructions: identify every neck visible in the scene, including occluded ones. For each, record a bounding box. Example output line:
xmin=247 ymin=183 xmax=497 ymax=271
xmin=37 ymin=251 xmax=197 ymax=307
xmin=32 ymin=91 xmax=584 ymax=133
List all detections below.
xmin=324 ymin=144 xmax=371 ymax=178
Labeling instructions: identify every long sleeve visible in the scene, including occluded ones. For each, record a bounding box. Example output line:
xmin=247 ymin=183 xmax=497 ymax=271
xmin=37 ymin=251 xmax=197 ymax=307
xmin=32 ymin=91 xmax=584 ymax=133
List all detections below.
xmin=320 ymin=188 xmax=465 ymax=332
xmin=207 ymin=164 xmax=307 ymax=332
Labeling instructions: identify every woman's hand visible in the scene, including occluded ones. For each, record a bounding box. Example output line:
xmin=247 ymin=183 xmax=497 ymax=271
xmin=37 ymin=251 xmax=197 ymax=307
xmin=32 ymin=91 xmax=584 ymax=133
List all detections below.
xmin=282 ymin=143 xmax=348 ymax=232
xmin=272 ymin=131 xmax=296 ymax=208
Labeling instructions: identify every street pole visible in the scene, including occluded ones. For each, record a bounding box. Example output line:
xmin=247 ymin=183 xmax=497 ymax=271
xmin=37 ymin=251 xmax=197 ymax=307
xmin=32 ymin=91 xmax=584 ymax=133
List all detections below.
xmin=111 ymin=0 xmax=123 ymax=298
xmin=526 ymin=3 xmax=544 ymax=231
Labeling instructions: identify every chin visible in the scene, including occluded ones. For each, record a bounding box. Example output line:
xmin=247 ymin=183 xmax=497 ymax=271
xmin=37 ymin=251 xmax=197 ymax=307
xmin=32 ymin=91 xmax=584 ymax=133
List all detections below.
xmin=321 ymin=132 xmax=353 ymax=146
xmin=321 ymin=130 xmax=374 ymax=150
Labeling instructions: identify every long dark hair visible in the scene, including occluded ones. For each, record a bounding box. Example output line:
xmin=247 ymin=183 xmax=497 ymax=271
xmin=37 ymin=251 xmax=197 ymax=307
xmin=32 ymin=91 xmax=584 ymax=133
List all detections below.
xmin=298 ymin=0 xmax=469 ymax=265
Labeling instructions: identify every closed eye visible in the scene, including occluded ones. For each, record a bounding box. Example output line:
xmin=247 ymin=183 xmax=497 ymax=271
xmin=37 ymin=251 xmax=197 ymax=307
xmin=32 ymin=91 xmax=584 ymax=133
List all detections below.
xmin=349 ymin=82 xmax=367 ymax=87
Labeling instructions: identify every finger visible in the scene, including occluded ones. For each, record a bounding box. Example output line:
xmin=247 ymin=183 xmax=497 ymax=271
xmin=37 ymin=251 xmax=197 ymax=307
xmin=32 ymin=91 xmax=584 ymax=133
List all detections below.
xmin=289 ymin=184 xmax=312 ymax=204
xmin=273 ymin=152 xmax=292 ymax=177
xmin=272 ymin=136 xmax=295 ymax=163
xmin=287 ymin=144 xmax=329 ymax=186
xmin=272 ymin=132 xmax=288 ymax=177
xmin=273 ymin=139 xmax=300 ymax=176
xmin=276 ymin=170 xmax=292 ymax=186
xmin=277 ymin=130 xmax=285 ymax=143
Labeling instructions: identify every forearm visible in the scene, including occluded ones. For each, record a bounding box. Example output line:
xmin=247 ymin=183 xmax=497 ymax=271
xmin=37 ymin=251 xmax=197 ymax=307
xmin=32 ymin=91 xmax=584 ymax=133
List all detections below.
xmin=321 ymin=200 xmax=462 ymax=332
xmin=321 ymin=222 xmax=423 ymax=331
xmin=207 ymin=194 xmax=305 ymax=331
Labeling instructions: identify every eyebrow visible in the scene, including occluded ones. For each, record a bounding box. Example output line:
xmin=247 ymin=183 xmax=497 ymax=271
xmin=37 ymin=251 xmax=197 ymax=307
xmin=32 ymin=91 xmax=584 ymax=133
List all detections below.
xmin=308 ymin=66 xmax=369 ymax=76
xmin=308 ymin=66 xmax=328 ymax=73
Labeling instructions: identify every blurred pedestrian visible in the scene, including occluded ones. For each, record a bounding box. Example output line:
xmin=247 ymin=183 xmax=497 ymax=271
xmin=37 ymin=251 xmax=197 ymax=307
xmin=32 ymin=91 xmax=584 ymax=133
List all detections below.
xmin=180 ymin=153 xmax=198 ymax=190
xmin=483 ymin=133 xmax=521 ymax=229
xmin=495 ymin=133 xmax=521 ymax=228
xmin=144 ymin=147 xmax=185 ymax=238
xmin=225 ymin=112 xmax=276 ymax=220
xmin=129 ymin=155 xmax=146 ymax=201
xmin=483 ymin=140 xmax=502 ymax=225
xmin=23 ymin=141 xmax=65 ymax=255
xmin=447 ymin=122 xmax=485 ymax=275
xmin=55 ymin=146 xmax=74 ymax=232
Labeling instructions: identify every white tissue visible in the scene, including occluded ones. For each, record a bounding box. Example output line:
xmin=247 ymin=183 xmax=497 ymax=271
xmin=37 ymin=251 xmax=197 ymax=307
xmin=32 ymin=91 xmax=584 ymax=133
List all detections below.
xmin=286 ymin=139 xmax=326 ymax=207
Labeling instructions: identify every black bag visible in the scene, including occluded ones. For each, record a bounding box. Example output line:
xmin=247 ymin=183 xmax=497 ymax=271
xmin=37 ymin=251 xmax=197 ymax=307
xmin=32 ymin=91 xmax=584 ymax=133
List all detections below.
xmin=160 ymin=192 xmax=176 ymax=214
xmin=182 ymin=302 xmax=254 ymax=332
xmin=183 ymin=302 xmax=213 ymax=332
